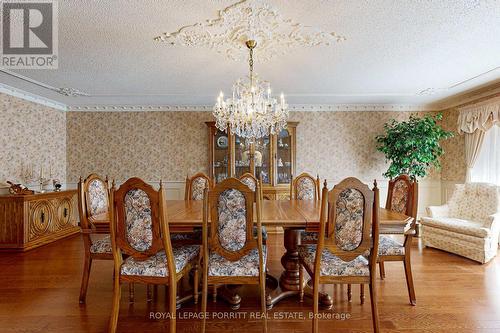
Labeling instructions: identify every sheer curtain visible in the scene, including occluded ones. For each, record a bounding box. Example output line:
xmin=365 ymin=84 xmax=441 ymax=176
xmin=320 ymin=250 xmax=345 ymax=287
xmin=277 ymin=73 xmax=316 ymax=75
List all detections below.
xmin=471 ymin=125 xmax=500 ymax=185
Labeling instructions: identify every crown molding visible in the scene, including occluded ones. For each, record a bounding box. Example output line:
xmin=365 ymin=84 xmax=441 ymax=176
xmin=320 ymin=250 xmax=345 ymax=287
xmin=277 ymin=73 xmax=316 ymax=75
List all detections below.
xmin=3 ymin=79 xmax=500 ymax=113
xmin=0 ymin=84 xmax=438 ymax=112
xmin=0 ymin=83 xmax=67 ymax=111
xmin=66 ymin=103 xmax=436 ymax=112
xmin=430 ymin=80 xmax=500 ymax=110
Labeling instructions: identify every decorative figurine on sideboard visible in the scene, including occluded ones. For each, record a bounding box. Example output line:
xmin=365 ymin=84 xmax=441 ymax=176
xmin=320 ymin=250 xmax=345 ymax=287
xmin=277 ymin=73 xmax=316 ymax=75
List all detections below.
xmin=6 ymin=181 xmax=35 ymax=195
xmin=53 ymin=179 xmax=62 ymax=192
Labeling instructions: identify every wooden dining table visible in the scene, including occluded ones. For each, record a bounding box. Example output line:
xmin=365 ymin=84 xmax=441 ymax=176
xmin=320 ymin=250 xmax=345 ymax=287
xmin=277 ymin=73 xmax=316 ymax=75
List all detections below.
xmin=166 ymin=199 xmax=413 ymax=309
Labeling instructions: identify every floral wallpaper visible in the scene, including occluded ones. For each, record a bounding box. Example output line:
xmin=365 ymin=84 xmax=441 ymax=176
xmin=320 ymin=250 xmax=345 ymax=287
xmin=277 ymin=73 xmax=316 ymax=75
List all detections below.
xmin=0 ymin=90 xmax=470 ymax=193
xmin=440 ymin=108 xmax=466 ymax=182
xmin=66 ymin=110 xmax=443 ymax=182
xmin=66 ymin=111 xmax=213 ymax=182
xmin=290 ymin=111 xmax=442 ymax=181
xmin=0 ymin=93 xmax=66 ymax=189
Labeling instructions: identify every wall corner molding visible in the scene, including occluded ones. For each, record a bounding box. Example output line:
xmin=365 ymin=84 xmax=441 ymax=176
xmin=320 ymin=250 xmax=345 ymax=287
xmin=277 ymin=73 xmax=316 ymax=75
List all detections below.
xmin=0 ymin=83 xmax=67 ymax=111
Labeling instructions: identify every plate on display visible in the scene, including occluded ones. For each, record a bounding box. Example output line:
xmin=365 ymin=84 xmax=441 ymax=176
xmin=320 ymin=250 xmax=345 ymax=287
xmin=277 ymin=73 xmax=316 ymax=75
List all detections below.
xmin=217 ymin=135 xmax=228 ymax=148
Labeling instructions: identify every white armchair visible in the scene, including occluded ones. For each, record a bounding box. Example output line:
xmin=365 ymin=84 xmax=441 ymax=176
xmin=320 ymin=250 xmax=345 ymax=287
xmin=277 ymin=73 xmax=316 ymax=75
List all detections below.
xmin=421 ymin=183 xmax=500 ymax=264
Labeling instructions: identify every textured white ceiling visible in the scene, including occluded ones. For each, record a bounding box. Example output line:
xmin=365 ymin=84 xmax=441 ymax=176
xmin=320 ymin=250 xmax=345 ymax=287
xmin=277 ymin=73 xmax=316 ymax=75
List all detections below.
xmin=1 ymin=0 xmax=499 ymax=109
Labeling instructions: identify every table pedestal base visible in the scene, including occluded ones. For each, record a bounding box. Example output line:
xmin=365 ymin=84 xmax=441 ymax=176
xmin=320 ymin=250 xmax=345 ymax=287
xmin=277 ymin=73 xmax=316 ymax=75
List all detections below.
xmin=218 ymin=228 xmax=332 ymax=310
xmin=267 ymin=229 xmax=332 ymax=309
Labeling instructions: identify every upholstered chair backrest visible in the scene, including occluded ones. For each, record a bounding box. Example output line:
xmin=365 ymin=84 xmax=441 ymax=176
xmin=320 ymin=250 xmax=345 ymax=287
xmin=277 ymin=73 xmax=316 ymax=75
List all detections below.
xmin=206 ymin=178 xmax=259 ymax=261
xmin=78 ymin=174 xmax=110 ymax=230
xmin=88 ymin=179 xmax=109 ymax=215
xmin=386 ymin=175 xmax=418 ymax=220
xmin=239 ymin=173 xmax=257 ymax=192
xmin=185 ymin=172 xmax=212 ymax=201
xmin=112 ymin=178 xmax=171 ymax=260
xmin=291 ymin=173 xmax=320 ymax=201
xmin=319 ymin=177 xmax=379 ymax=263
xmin=448 ymin=183 xmax=500 ymax=222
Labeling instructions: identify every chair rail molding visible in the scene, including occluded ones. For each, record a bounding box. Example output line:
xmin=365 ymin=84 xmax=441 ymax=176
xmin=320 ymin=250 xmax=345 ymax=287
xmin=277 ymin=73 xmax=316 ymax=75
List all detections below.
xmin=3 ymin=179 xmax=443 ymax=217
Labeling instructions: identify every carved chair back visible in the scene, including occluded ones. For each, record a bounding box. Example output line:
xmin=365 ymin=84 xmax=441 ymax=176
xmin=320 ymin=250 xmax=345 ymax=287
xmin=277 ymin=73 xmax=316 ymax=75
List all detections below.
xmin=78 ymin=173 xmax=110 ymax=232
xmin=204 ymin=177 xmax=263 ymax=262
xmin=317 ymin=177 xmax=379 ymax=267
xmin=110 ymin=177 xmax=175 ymax=273
xmin=185 ymin=172 xmax=212 ymax=201
xmin=291 ymin=172 xmax=321 ymax=201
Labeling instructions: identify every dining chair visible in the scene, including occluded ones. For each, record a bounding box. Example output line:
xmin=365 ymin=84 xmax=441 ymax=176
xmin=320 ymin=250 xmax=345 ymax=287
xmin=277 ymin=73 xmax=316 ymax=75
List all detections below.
xmin=351 ymin=174 xmax=418 ymax=304
xmin=378 ymin=174 xmax=418 ymax=305
xmin=108 ymin=177 xmax=200 ymax=333
xmin=201 ymin=178 xmax=267 ymax=332
xmin=298 ymin=178 xmax=380 ymax=333
xmin=171 ymin=172 xmax=212 ymax=245
xmin=290 ymin=172 xmax=321 ymax=244
xmin=78 ymin=174 xmax=153 ymax=304
xmin=238 ymin=173 xmax=267 ymax=241
xmin=208 ymin=173 xmax=268 ymax=303
xmin=185 ymin=172 xmax=212 ymax=201
xmin=78 ymin=173 xmax=112 ymax=304
xmin=209 ymin=172 xmax=262 ymax=302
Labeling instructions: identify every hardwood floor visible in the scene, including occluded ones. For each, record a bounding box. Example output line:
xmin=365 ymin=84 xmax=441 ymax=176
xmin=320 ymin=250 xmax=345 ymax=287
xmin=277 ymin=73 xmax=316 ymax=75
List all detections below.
xmin=1 ymin=234 xmax=499 ymax=333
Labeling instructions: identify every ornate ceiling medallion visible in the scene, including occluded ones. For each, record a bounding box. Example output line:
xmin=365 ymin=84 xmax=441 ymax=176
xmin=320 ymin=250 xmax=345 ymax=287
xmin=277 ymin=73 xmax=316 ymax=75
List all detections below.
xmin=154 ymin=0 xmax=346 ymax=61
xmin=57 ymin=87 xmax=88 ymax=97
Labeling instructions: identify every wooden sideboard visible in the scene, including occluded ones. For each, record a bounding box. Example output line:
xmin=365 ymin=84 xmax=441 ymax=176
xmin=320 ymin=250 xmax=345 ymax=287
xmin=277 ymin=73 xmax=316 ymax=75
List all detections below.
xmin=0 ymin=190 xmax=80 ymax=251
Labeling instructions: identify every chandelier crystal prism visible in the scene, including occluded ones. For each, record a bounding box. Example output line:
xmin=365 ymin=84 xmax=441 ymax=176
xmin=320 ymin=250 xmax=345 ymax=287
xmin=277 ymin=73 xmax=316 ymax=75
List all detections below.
xmin=213 ymin=40 xmax=289 ymax=140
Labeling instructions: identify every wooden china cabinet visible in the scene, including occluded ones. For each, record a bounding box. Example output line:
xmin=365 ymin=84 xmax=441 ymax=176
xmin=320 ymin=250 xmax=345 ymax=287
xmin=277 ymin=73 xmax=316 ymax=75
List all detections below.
xmin=206 ymin=121 xmax=298 ymax=200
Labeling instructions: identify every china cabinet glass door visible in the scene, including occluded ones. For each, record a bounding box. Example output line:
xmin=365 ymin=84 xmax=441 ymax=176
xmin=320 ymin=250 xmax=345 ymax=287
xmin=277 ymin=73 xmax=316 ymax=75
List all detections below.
xmin=276 ymin=128 xmax=292 ymax=184
xmin=254 ymin=136 xmax=272 ymax=184
xmin=234 ymin=135 xmax=252 ymax=178
xmin=213 ymin=130 xmax=229 ymax=183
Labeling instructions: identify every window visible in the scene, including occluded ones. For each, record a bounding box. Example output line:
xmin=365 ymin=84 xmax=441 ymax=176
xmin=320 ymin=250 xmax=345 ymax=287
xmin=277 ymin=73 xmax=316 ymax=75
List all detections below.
xmin=471 ymin=125 xmax=500 ymax=185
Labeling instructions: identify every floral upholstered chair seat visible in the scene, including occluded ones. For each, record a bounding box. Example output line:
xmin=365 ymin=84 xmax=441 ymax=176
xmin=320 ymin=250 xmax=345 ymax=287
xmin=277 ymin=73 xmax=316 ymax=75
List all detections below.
xmin=121 ymin=245 xmax=200 ymax=277
xmin=207 ymin=247 xmax=267 ymax=277
xmin=89 ymin=234 xmax=112 ymax=254
xmin=298 ymin=245 xmax=369 ymax=277
xmin=378 ymin=235 xmax=405 ymax=256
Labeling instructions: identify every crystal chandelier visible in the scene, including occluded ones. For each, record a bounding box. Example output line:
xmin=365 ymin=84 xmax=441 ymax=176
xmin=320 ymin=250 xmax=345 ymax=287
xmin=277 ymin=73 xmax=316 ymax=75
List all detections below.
xmin=213 ymin=40 xmax=289 ymax=140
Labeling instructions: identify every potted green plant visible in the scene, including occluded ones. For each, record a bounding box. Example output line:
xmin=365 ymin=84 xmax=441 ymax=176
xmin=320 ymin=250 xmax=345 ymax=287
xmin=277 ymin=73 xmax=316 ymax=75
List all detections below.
xmin=376 ymin=113 xmax=454 ymax=179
